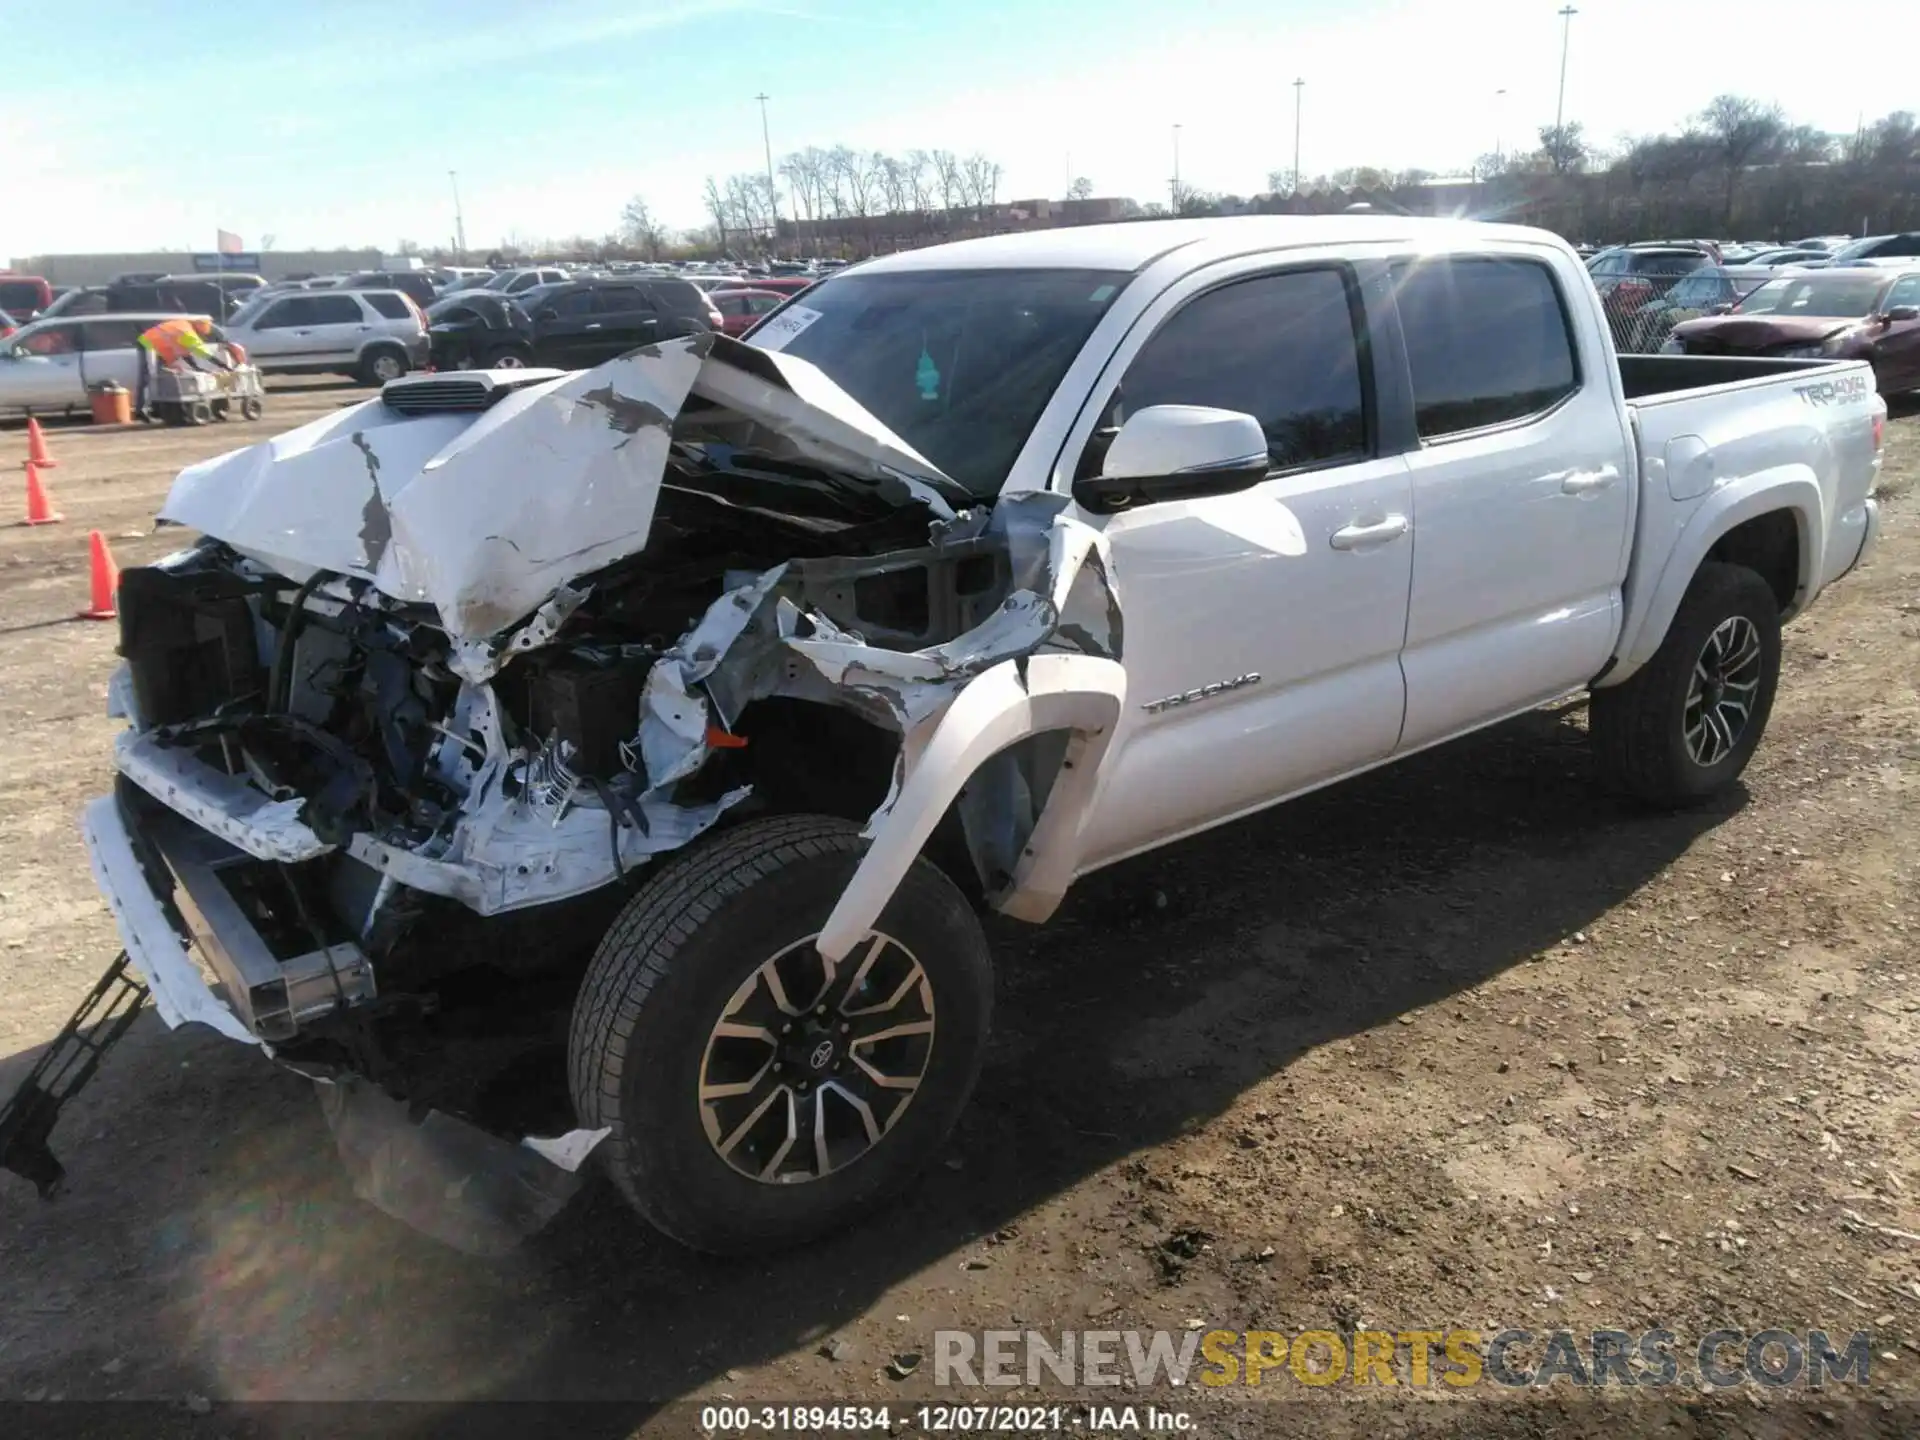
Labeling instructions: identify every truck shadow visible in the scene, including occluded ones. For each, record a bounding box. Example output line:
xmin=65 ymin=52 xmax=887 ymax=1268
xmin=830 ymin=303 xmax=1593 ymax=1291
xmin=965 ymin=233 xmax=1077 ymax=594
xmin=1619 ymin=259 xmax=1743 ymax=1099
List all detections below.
xmin=0 ymin=704 xmax=1741 ymax=1424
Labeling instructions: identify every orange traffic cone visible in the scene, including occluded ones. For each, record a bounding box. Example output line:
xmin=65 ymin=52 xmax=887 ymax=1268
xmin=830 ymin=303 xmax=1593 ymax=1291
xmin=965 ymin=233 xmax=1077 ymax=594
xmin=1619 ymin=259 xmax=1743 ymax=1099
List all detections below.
xmin=78 ymin=530 xmax=119 ymax=620
xmin=20 ymin=460 xmax=62 ymax=525
xmin=26 ymin=417 xmax=58 ymax=468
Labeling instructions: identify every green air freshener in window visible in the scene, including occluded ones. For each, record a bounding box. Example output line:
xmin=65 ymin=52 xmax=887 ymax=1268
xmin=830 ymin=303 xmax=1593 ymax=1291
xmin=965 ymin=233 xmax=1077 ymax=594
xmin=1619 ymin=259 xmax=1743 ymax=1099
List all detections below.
xmin=916 ymin=344 xmax=941 ymax=402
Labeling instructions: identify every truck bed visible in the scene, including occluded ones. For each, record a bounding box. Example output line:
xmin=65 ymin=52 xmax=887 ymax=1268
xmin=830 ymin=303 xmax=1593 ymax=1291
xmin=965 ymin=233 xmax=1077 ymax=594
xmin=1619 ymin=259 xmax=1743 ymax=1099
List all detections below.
xmin=1617 ymin=352 xmax=1834 ymax=402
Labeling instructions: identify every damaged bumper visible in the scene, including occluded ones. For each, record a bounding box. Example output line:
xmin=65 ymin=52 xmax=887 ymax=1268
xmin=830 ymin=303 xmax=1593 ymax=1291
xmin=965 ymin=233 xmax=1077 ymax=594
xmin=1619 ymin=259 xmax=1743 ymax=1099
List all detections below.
xmin=77 ymin=788 xmax=608 ymax=1252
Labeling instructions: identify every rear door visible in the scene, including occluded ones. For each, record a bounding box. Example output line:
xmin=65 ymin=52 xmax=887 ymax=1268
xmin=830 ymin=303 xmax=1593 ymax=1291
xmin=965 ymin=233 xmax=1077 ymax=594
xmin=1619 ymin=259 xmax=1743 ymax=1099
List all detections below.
xmin=302 ymin=293 xmax=372 ymax=363
xmin=1390 ymin=251 xmax=1634 ymax=749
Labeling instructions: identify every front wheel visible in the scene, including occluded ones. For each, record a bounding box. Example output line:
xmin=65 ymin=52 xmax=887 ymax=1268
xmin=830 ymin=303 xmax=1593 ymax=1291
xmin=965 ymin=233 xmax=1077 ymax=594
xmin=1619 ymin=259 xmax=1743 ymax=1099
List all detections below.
xmin=1590 ymin=560 xmax=1782 ymax=806
xmin=568 ymin=815 xmax=992 ymax=1254
xmin=357 ymin=346 xmax=408 ymax=386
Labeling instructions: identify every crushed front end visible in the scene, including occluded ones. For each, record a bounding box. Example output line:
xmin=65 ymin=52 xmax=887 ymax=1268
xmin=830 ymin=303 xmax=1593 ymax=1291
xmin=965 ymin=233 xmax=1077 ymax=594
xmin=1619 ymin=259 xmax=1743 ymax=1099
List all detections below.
xmin=16 ymin=334 xmax=1122 ymax=1252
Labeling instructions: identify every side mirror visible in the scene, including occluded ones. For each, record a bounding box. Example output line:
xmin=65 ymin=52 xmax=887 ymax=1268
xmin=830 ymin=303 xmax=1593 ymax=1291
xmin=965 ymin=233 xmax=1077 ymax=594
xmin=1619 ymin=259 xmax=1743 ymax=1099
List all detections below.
xmin=1073 ymin=405 xmax=1270 ymax=515
xmin=1709 ymin=303 xmax=1733 ymax=315
xmin=1885 ymin=306 xmax=1920 ymax=323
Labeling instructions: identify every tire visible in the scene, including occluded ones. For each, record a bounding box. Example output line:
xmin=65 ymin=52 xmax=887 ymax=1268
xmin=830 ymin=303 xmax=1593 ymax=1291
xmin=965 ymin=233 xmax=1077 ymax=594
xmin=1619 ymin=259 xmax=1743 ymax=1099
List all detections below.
xmin=210 ymin=398 xmax=231 ymax=421
xmin=188 ymin=401 xmax=213 ymax=425
xmin=568 ymin=814 xmax=992 ymax=1254
xmin=241 ymin=397 xmax=264 ymax=421
xmin=480 ymin=345 xmax=530 ymax=370
xmin=356 ymin=346 xmax=408 ymax=386
xmin=1590 ymin=561 xmax=1781 ymax=807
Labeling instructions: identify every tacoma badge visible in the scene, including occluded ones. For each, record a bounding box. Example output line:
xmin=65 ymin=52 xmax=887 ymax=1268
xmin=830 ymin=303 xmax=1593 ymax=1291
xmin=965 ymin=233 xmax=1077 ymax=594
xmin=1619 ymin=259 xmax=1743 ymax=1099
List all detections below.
xmin=1141 ymin=672 xmax=1262 ymax=714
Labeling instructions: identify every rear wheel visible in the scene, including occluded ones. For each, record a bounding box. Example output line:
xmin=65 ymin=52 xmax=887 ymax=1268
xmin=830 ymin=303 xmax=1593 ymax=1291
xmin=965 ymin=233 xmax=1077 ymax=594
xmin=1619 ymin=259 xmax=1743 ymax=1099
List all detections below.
xmin=1590 ymin=561 xmax=1781 ymax=806
xmin=480 ymin=344 xmax=531 ymax=370
xmin=240 ymin=396 xmax=264 ymax=421
xmin=357 ymin=345 xmax=408 ymax=386
xmin=568 ymin=815 xmax=992 ymax=1254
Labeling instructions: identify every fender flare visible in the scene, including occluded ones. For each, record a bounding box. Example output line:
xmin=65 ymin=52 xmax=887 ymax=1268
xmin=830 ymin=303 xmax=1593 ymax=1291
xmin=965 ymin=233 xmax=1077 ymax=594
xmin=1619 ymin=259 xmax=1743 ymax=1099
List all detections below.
xmin=1605 ymin=469 xmax=1823 ymax=686
xmin=815 ymin=653 xmax=1126 ymax=962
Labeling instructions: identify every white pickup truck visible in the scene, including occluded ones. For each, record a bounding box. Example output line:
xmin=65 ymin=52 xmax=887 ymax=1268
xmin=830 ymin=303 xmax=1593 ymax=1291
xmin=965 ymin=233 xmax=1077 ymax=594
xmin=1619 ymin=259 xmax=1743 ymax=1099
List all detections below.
xmin=5 ymin=217 xmax=1886 ymax=1255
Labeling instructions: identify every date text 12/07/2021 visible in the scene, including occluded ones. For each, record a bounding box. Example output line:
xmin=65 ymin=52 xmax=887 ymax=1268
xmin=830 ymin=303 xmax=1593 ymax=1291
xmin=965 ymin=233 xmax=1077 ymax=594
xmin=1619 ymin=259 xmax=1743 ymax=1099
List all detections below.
xmin=698 ymin=1404 xmax=1199 ymax=1433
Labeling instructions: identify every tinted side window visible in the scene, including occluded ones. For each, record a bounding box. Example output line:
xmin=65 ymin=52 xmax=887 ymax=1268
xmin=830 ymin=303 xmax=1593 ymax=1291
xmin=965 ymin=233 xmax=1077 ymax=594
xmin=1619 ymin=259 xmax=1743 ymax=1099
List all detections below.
xmin=1884 ymin=276 xmax=1920 ymax=310
xmin=649 ymin=280 xmax=707 ymax=317
xmin=547 ymin=290 xmax=596 ymax=317
xmin=80 ymin=319 xmax=145 ymax=350
xmin=715 ymin=294 xmax=748 ymax=317
xmin=1116 ymin=268 xmax=1368 ymax=471
xmin=255 ymin=298 xmax=310 ymax=329
xmin=310 ymin=295 xmax=365 ymax=324
xmin=364 ymin=292 xmax=410 ymax=319
xmin=595 ymin=286 xmax=653 ymax=313
xmin=1390 ymin=258 xmax=1579 ymax=438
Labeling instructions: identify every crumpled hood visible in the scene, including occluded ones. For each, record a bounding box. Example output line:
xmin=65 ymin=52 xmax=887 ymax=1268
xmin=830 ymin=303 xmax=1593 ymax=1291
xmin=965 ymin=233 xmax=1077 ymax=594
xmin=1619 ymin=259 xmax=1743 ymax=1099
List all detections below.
xmin=1670 ymin=313 xmax=1855 ymax=350
xmin=159 ymin=332 xmax=959 ymax=643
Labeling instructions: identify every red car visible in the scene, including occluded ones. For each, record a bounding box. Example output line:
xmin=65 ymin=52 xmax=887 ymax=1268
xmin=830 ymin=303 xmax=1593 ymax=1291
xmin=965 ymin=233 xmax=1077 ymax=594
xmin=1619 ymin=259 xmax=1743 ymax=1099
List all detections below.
xmin=750 ymin=275 xmax=818 ymax=298
xmin=710 ymin=287 xmax=790 ymax=337
xmin=1668 ymin=268 xmax=1920 ymax=394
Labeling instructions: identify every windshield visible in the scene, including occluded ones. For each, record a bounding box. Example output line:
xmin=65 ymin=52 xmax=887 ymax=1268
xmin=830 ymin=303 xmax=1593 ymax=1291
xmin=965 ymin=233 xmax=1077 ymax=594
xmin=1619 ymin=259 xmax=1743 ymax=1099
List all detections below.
xmin=760 ymin=268 xmax=1130 ymax=496
xmin=1735 ymin=276 xmax=1883 ymax=318
xmin=1666 ymin=272 xmax=1726 ymax=306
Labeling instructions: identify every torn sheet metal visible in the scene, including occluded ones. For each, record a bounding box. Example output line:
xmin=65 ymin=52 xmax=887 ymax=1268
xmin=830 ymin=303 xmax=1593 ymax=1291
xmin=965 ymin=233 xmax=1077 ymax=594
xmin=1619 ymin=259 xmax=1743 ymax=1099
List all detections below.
xmin=79 ymin=797 xmax=262 ymax=1048
xmin=318 ymin=1077 xmax=608 ymax=1256
xmin=157 ymin=333 xmax=965 ymax=648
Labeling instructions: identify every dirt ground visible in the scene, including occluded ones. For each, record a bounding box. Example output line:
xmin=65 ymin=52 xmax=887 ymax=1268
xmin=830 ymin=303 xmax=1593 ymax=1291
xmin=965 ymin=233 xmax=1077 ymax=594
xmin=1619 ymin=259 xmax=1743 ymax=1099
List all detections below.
xmin=1 ymin=384 xmax=1917 ymax=1438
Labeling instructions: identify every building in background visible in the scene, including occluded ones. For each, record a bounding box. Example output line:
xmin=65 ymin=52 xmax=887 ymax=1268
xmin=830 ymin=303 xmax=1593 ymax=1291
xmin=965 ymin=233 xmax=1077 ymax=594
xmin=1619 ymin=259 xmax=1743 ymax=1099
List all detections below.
xmin=8 ymin=249 xmax=385 ymax=285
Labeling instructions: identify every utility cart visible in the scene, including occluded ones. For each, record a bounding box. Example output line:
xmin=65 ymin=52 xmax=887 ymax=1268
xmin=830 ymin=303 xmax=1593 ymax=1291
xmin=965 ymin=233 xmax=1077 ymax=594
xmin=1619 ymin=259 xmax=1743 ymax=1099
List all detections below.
xmin=152 ymin=363 xmax=265 ymax=426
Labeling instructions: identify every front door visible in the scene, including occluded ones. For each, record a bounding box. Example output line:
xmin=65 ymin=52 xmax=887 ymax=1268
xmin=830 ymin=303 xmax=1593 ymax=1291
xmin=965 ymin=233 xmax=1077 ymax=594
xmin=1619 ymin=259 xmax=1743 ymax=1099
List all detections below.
xmin=1870 ymin=273 xmax=1920 ymax=392
xmin=1069 ymin=262 xmax=1416 ymax=870
xmin=4 ymin=323 xmax=86 ymax=410
xmin=532 ymin=289 xmax=605 ymax=368
xmin=1388 ymin=253 xmax=1635 ymax=750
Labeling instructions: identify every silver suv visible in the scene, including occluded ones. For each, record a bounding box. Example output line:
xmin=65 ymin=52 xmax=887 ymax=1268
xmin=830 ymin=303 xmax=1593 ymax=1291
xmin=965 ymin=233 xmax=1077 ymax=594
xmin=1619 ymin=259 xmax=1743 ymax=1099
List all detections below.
xmin=223 ymin=289 xmax=428 ymax=385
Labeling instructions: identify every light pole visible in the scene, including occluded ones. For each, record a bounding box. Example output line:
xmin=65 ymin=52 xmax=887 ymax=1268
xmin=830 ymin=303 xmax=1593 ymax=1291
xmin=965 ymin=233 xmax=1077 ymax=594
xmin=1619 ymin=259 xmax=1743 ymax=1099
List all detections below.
xmin=1171 ymin=124 xmax=1182 ymax=210
xmin=755 ymin=92 xmax=779 ymax=247
xmin=1292 ymin=79 xmax=1305 ymax=194
xmin=1495 ymin=87 xmax=1508 ymax=165
xmin=448 ymin=170 xmax=467 ymax=257
xmin=1553 ymin=6 xmax=1578 ymax=137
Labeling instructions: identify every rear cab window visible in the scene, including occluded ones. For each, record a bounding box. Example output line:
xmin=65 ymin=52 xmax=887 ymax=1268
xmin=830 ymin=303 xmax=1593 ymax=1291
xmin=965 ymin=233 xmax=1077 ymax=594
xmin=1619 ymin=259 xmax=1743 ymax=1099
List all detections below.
xmin=1389 ymin=257 xmax=1580 ymax=438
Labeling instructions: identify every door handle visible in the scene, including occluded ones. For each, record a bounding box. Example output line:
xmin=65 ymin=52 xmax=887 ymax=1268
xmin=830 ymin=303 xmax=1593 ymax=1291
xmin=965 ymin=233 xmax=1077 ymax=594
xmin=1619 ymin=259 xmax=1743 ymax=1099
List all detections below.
xmin=1560 ymin=467 xmax=1619 ymax=495
xmin=1329 ymin=514 xmax=1410 ymax=551
xmin=585 ymin=323 xmax=603 ymax=330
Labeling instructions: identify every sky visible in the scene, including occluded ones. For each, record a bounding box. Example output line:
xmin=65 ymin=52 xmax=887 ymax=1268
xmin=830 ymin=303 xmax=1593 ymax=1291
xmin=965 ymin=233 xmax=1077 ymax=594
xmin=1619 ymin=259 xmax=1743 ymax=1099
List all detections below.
xmin=2 ymin=0 xmax=1912 ymax=259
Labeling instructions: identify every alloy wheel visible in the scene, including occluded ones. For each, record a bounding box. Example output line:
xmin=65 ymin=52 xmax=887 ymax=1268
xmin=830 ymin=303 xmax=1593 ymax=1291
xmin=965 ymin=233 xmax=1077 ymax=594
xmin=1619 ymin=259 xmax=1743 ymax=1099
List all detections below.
xmin=1684 ymin=615 xmax=1763 ymax=766
xmin=698 ymin=931 xmax=935 ymax=1185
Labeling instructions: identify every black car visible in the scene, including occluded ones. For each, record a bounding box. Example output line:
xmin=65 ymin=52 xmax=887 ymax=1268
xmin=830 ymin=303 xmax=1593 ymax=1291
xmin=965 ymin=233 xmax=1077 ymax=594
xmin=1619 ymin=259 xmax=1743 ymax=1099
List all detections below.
xmin=426 ymin=277 xmax=716 ymax=370
xmin=340 ymin=270 xmax=440 ymax=308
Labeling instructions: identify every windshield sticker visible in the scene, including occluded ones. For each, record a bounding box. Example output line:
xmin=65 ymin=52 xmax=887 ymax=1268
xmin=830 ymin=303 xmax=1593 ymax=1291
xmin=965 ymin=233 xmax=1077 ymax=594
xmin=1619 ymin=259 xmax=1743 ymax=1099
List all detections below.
xmin=1090 ymin=284 xmax=1117 ymax=302
xmin=752 ymin=304 xmax=824 ymax=352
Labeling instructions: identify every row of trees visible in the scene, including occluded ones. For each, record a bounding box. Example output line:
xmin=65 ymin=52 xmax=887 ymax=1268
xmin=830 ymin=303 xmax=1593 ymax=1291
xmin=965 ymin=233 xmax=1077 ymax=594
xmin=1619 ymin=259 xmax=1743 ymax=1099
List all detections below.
xmin=473 ymin=97 xmax=1914 ymax=264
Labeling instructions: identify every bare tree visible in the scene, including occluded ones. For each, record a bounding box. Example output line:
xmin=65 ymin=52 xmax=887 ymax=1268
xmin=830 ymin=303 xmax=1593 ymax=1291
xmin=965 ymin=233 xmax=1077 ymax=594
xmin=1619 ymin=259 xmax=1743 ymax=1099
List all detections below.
xmin=618 ymin=196 xmax=664 ymax=258
xmin=930 ymin=149 xmax=963 ymax=212
xmin=904 ymin=150 xmax=935 ymax=211
xmin=830 ymin=146 xmax=877 ymax=216
xmin=876 ymin=153 xmax=913 ymax=215
xmin=1698 ymin=94 xmax=1786 ymax=224
xmin=1265 ymin=169 xmax=1292 ymax=195
xmin=1065 ymin=176 xmax=1094 ymax=201
xmin=960 ymin=152 xmax=1002 ymax=208
xmin=702 ymin=176 xmax=731 ymax=253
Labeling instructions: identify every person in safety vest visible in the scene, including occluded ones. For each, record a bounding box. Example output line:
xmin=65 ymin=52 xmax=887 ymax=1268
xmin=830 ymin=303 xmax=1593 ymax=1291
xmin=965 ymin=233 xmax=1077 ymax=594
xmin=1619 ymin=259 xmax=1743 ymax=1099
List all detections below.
xmin=133 ymin=316 xmax=232 ymax=422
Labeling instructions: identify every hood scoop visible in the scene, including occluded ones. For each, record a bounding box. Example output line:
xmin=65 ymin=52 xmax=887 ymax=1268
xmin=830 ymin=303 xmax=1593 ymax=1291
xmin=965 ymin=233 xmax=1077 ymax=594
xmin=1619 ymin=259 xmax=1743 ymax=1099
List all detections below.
xmin=381 ymin=368 xmax=568 ymax=416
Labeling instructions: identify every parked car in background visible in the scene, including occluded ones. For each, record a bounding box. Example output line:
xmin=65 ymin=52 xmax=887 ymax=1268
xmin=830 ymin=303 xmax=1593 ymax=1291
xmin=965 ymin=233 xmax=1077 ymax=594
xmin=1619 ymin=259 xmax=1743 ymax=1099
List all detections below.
xmin=426 ymin=276 xmax=715 ymax=370
xmin=1791 ymin=235 xmax=1847 ymax=251
xmin=1621 ymin=264 xmax=1774 ymax=353
xmin=0 ymin=312 xmax=202 ymax=417
xmin=1666 ymin=269 xmax=1920 ymax=393
xmin=1802 ymin=233 xmax=1920 ymax=269
xmin=1589 ymin=244 xmax=1718 ymax=348
xmin=38 ymin=277 xmax=253 ymax=322
xmin=222 ymin=289 xmax=428 ymax=384
xmin=709 ymin=287 xmax=788 ymax=336
xmin=0 ymin=274 xmax=54 ymax=318
xmin=476 ymin=267 xmax=572 ymax=297
xmin=1740 ymin=248 xmax=1831 ymax=269
xmin=746 ymin=275 xmax=818 ymax=299
xmin=339 ymin=270 xmax=440 ymax=308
